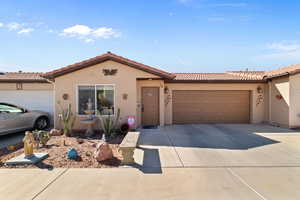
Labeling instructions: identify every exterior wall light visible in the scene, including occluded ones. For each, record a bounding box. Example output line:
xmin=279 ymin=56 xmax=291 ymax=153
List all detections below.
xmin=257 ymin=86 xmax=263 ymax=94
xmin=164 ymin=86 xmax=169 ymax=94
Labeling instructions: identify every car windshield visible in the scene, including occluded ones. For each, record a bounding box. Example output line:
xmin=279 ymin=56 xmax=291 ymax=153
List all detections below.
xmin=0 ymin=104 xmax=23 ymax=113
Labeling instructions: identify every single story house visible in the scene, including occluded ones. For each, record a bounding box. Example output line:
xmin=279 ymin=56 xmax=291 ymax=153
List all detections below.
xmin=1 ymin=52 xmax=300 ymax=129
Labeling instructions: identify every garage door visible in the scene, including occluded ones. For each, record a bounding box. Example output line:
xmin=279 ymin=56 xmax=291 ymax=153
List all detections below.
xmin=0 ymin=90 xmax=54 ymax=116
xmin=172 ymin=90 xmax=250 ymax=124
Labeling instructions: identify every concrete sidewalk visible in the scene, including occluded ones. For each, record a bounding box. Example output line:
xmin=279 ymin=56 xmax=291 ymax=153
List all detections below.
xmin=1 ymin=167 xmax=300 ymax=200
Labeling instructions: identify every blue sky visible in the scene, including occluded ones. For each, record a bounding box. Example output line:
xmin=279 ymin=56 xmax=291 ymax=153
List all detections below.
xmin=0 ymin=0 xmax=300 ymax=73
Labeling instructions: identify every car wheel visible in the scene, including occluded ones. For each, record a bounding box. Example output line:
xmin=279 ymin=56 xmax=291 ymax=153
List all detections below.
xmin=34 ymin=117 xmax=49 ymax=130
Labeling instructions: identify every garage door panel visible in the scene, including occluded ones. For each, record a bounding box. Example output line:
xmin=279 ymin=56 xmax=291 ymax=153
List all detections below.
xmin=0 ymin=90 xmax=53 ymax=115
xmin=172 ymin=90 xmax=250 ymax=124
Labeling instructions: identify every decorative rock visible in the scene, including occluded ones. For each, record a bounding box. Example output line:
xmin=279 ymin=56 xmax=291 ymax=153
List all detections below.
xmin=77 ymin=138 xmax=84 ymax=144
xmin=67 ymin=148 xmax=78 ymax=159
xmin=94 ymin=141 xmax=113 ymax=162
xmin=50 ymin=129 xmax=62 ymax=136
xmin=5 ymin=152 xmax=49 ymax=165
xmin=7 ymin=145 xmax=15 ymax=151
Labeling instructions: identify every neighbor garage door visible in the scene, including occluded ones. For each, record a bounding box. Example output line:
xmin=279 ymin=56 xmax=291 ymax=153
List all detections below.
xmin=172 ymin=90 xmax=250 ymax=124
xmin=0 ymin=90 xmax=53 ymax=116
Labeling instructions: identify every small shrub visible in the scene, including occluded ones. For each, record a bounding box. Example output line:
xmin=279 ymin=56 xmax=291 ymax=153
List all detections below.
xmin=32 ymin=130 xmax=51 ymax=147
xmin=120 ymin=123 xmax=130 ymax=135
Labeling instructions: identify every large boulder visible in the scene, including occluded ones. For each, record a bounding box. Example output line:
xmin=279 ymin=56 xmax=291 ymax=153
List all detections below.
xmin=50 ymin=129 xmax=62 ymax=136
xmin=94 ymin=141 xmax=113 ymax=162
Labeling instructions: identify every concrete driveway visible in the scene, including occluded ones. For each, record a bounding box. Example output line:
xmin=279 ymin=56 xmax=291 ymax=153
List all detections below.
xmin=136 ymin=124 xmax=300 ymax=167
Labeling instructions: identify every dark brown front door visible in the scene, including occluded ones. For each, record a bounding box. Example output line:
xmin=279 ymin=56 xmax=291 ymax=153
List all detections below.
xmin=142 ymin=87 xmax=159 ymax=126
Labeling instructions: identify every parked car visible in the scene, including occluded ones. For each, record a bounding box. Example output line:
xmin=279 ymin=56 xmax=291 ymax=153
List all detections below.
xmin=0 ymin=102 xmax=50 ymax=136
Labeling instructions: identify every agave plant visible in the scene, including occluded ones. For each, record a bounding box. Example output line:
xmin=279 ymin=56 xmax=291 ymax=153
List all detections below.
xmin=98 ymin=108 xmax=120 ymax=141
xmin=58 ymin=102 xmax=76 ymax=136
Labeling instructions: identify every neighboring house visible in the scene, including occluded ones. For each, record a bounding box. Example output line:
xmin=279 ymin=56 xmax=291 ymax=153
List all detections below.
xmin=1 ymin=52 xmax=300 ymax=129
xmin=0 ymin=72 xmax=54 ymax=117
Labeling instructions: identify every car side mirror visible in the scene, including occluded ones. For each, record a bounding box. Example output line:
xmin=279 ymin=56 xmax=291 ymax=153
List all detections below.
xmin=22 ymin=109 xmax=28 ymax=113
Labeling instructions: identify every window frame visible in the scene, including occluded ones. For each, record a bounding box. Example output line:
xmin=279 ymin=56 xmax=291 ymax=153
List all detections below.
xmin=76 ymin=84 xmax=116 ymax=116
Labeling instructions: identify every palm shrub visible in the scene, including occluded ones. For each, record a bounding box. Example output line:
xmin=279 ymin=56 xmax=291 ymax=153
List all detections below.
xmin=58 ymin=102 xmax=76 ymax=136
xmin=98 ymin=108 xmax=120 ymax=141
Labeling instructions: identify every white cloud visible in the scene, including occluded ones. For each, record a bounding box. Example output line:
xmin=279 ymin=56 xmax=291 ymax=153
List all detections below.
xmin=0 ymin=23 xmax=3 ymax=27
xmin=211 ymin=3 xmax=247 ymax=7
xmin=17 ymin=28 xmax=34 ymax=34
xmin=7 ymin=22 xmax=23 ymax=30
xmin=267 ymin=41 xmax=300 ymax=51
xmin=61 ymin=24 xmax=120 ymax=42
xmin=62 ymin=25 xmax=92 ymax=36
xmin=259 ymin=41 xmax=300 ymax=60
xmin=93 ymin=27 xmax=119 ymax=38
xmin=84 ymin=38 xmax=94 ymax=43
xmin=261 ymin=50 xmax=300 ymax=59
xmin=208 ymin=17 xmax=225 ymax=22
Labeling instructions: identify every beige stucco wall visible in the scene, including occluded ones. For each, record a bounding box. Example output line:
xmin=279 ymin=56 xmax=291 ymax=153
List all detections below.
xmin=137 ymin=80 xmax=165 ymax=126
xmin=263 ymin=83 xmax=270 ymax=122
xmin=53 ymin=60 xmax=159 ymax=129
xmin=289 ymin=73 xmax=300 ymax=128
xmin=164 ymin=83 xmax=266 ymax=124
xmin=268 ymin=77 xmax=290 ymax=127
xmin=0 ymin=82 xmax=53 ymax=90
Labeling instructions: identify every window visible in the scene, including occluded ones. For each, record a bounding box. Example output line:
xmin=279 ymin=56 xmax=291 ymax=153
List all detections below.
xmin=0 ymin=104 xmax=23 ymax=113
xmin=78 ymin=85 xmax=115 ymax=115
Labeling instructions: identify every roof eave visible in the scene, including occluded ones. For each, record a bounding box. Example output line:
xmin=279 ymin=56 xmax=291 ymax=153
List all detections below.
xmin=0 ymin=79 xmax=49 ymax=83
xmin=165 ymin=79 xmax=267 ymax=83
xmin=43 ymin=55 xmax=175 ymax=80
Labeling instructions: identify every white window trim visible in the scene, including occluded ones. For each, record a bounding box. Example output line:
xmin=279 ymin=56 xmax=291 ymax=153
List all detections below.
xmin=76 ymin=84 xmax=116 ymax=117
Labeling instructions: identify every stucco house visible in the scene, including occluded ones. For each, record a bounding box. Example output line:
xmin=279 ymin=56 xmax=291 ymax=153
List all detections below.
xmin=1 ymin=52 xmax=300 ymax=129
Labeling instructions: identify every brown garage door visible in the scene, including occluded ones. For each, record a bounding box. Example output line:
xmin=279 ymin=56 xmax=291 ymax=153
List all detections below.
xmin=172 ymin=90 xmax=250 ymax=124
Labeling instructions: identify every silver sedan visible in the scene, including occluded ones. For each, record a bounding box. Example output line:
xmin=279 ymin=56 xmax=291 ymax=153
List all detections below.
xmin=0 ymin=103 xmax=50 ymax=136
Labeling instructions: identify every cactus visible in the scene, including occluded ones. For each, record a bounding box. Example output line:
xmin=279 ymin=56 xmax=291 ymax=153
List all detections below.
xmin=58 ymin=102 xmax=76 ymax=136
xmin=98 ymin=108 xmax=120 ymax=141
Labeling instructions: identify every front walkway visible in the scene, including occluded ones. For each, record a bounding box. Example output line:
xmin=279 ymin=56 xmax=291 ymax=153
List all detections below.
xmin=1 ymin=124 xmax=300 ymax=200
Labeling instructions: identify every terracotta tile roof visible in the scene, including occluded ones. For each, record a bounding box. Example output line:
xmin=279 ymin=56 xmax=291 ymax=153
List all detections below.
xmin=2 ymin=52 xmax=300 ymax=82
xmin=43 ymin=52 xmax=175 ymax=79
xmin=264 ymin=63 xmax=300 ymax=79
xmin=173 ymin=71 xmax=265 ymax=81
xmin=0 ymin=72 xmax=48 ymax=83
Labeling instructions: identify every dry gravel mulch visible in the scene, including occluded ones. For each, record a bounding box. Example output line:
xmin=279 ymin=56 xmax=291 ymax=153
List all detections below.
xmin=0 ymin=135 xmax=124 ymax=169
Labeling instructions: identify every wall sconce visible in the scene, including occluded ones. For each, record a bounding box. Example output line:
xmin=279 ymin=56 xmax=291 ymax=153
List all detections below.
xmin=164 ymin=86 xmax=169 ymax=94
xmin=276 ymin=94 xmax=283 ymax=100
xmin=257 ymin=86 xmax=263 ymax=94
xmin=16 ymin=83 xmax=23 ymax=90
xmin=122 ymin=93 xmax=128 ymax=100
xmin=62 ymin=93 xmax=69 ymax=100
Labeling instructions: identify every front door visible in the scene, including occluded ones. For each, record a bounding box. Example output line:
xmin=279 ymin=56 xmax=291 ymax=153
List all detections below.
xmin=141 ymin=87 xmax=159 ymax=126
